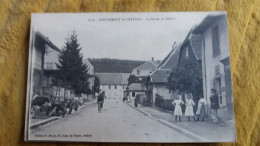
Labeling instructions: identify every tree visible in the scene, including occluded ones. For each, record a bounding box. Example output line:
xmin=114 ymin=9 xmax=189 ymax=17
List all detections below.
xmin=57 ymin=31 xmax=90 ymax=95
xmin=93 ymin=76 xmax=100 ymax=95
xmin=167 ymin=58 xmax=203 ymax=98
xmin=127 ymin=74 xmax=140 ymax=85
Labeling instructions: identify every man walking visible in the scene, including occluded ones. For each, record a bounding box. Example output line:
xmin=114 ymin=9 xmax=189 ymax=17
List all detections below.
xmin=97 ymin=92 xmax=105 ymax=113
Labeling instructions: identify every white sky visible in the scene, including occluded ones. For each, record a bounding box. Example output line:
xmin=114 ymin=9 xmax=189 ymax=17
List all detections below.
xmin=32 ymin=12 xmax=211 ymax=61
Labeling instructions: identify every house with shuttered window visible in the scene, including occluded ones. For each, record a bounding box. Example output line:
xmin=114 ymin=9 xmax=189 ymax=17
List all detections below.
xmin=193 ymin=13 xmax=234 ymax=119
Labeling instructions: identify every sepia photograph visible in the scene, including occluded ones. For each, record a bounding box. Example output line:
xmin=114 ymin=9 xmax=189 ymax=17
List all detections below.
xmin=24 ymin=12 xmax=236 ymax=142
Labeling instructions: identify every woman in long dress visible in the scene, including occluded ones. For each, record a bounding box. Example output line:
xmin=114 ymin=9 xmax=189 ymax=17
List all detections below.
xmin=172 ymin=95 xmax=184 ymax=122
xmin=185 ymin=94 xmax=196 ymax=121
xmin=195 ymin=96 xmax=207 ymax=121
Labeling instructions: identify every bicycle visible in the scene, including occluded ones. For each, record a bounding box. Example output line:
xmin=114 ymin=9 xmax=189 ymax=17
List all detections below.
xmin=98 ymin=102 xmax=103 ymax=113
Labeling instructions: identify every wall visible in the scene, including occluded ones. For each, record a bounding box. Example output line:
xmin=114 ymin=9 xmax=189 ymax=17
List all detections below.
xmin=152 ymin=84 xmax=171 ymax=101
xmin=133 ymin=69 xmax=153 ymax=77
xmin=178 ymin=43 xmax=198 ymax=66
xmin=32 ymin=46 xmax=42 ymax=70
xmin=129 ymin=91 xmax=145 ymax=99
xmin=44 ymin=45 xmax=60 ymax=70
xmin=100 ymin=84 xmax=126 ymax=99
xmin=203 ymin=16 xmax=230 ymax=107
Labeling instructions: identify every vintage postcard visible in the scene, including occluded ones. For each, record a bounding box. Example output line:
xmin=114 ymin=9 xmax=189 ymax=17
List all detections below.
xmin=24 ymin=12 xmax=236 ymax=142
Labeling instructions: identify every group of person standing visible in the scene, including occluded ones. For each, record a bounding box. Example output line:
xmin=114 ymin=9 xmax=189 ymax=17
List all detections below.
xmin=172 ymin=89 xmax=219 ymax=123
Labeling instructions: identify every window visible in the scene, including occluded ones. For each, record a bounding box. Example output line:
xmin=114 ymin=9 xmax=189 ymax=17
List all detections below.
xmin=215 ymin=65 xmax=220 ymax=76
xmin=137 ymin=70 xmax=140 ymax=75
xmin=212 ymin=25 xmax=221 ymax=57
xmin=132 ymin=92 xmax=135 ymax=97
xmin=185 ymin=47 xmax=189 ymax=58
xmin=108 ymin=85 xmax=111 ymax=89
xmin=115 ymin=85 xmax=117 ymax=89
xmin=123 ymin=86 xmax=124 ymax=89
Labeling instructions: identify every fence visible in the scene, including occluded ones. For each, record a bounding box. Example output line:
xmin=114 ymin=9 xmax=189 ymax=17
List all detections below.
xmin=154 ymin=94 xmax=174 ymax=111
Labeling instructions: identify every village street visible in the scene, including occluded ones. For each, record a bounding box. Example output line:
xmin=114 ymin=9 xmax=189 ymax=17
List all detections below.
xmin=30 ymin=99 xmax=193 ymax=142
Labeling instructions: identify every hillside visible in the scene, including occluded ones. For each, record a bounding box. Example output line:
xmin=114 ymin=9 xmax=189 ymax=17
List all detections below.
xmin=88 ymin=58 xmax=145 ymax=73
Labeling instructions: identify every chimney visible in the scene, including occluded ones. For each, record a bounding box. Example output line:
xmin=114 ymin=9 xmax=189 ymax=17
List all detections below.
xmin=151 ymin=57 xmax=154 ymax=62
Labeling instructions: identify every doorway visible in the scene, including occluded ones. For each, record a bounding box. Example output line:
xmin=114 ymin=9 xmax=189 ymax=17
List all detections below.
xmin=214 ymin=77 xmax=222 ymax=105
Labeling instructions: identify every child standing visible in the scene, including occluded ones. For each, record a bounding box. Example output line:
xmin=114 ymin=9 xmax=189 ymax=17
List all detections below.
xmin=172 ymin=95 xmax=184 ymax=122
xmin=195 ymin=96 xmax=207 ymax=121
xmin=185 ymin=94 xmax=195 ymax=121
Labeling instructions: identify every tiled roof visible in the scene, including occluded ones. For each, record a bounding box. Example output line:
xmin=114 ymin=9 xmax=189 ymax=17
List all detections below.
xmin=190 ymin=34 xmax=202 ymax=60
xmin=128 ymin=83 xmax=145 ymax=91
xmin=150 ymin=43 xmax=181 ymax=83
xmin=149 ymin=23 xmax=205 ymax=84
xmin=151 ymin=60 xmax=161 ymax=66
xmin=180 ymin=28 xmax=202 ymax=60
xmin=95 ymin=73 xmax=130 ymax=85
xmin=158 ymin=48 xmax=175 ymax=69
xmin=159 ymin=44 xmax=181 ymax=70
xmin=193 ymin=13 xmax=226 ymax=34
xmin=35 ymin=31 xmax=61 ymax=52
xmin=83 ymin=59 xmax=94 ymax=68
xmin=150 ymin=69 xmax=171 ymax=83
xmin=133 ymin=61 xmax=158 ymax=71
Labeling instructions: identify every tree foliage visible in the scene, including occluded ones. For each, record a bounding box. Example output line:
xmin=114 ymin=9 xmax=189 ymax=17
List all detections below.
xmin=167 ymin=58 xmax=203 ymax=95
xmin=93 ymin=76 xmax=100 ymax=94
xmin=128 ymin=74 xmax=140 ymax=85
xmin=89 ymin=58 xmax=145 ymax=73
xmin=57 ymin=31 xmax=90 ymax=95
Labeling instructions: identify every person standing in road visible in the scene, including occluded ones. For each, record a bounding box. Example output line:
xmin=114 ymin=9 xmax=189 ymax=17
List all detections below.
xmin=210 ymin=89 xmax=220 ymax=123
xmin=97 ymin=92 xmax=105 ymax=113
xmin=172 ymin=95 xmax=184 ymax=122
xmin=134 ymin=97 xmax=138 ymax=108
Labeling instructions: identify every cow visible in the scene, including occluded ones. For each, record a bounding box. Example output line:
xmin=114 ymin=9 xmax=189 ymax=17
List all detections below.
xmin=48 ymin=97 xmax=80 ymax=117
xmin=68 ymin=97 xmax=80 ymax=114
xmin=31 ymin=95 xmax=51 ymax=118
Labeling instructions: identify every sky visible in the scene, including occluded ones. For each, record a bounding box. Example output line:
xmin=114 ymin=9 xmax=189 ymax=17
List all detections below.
xmin=32 ymin=12 xmax=211 ymax=61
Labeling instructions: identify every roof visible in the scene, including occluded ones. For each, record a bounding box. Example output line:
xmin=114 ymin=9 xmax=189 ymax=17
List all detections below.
xmin=35 ymin=31 xmax=61 ymax=52
xmin=133 ymin=61 xmax=158 ymax=71
xmin=193 ymin=13 xmax=226 ymax=34
xmin=83 ymin=59 xmax=94 ymax=69
xmin=95 ymin=73 xmax=130 ymax=85
xmin=189 ymin=34 xmax=202 ymax=60
xmin=128 ymin=83 xmax=145 ymax=91
xmin=189 ymin=13 xmax=227 ymax=60
xmin=149 ymin=43 xmax=181 ymax=83
xmin=150 ymin=69 xmax=171 ymax=83
xmin=151 ymin=60 xmax=161 ymax=66
xmin=159 ymin=43 xmax=181 ymax=70
xmin=149 ymin=13 xmax=221 ymax=84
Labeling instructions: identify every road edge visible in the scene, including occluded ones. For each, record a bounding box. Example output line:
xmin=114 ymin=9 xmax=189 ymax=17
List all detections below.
xmin=30 ymin=101 xmax=96 ymax=129
xmin=124 ymin=101 xmax=209 ymax=142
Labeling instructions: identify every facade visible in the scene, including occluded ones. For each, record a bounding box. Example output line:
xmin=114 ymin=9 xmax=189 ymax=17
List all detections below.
xmin=83 ymin=59 xmax=95 ymax=90
xmin=132 ymin=60 xmax=160 ymax=79
xmin=32 ymin=31 xmax=61 ymax=96
xmin=147 ymin=44 xmax=181 ymax=106
xmin=129 ymin=59 xmax=160 ymax=104
xmin=32 ymin=32 xmax=95 ymax=101
xmin=176 ymin=29 xmax=203 ymax=105
xmin=43 ymin=42 xmax=61 ymax=90
xmin=127 ymin=83 xmax=146 ymax=102
xmin=147 ymin=29 xmax=203 ymax=107
xmin=193 ymin=14 xmax=234 ymax=118
xmin=83 ymin=59 xmax=95 ymax=101
xmin=95 ymin=73 xmax=130 ymax=99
